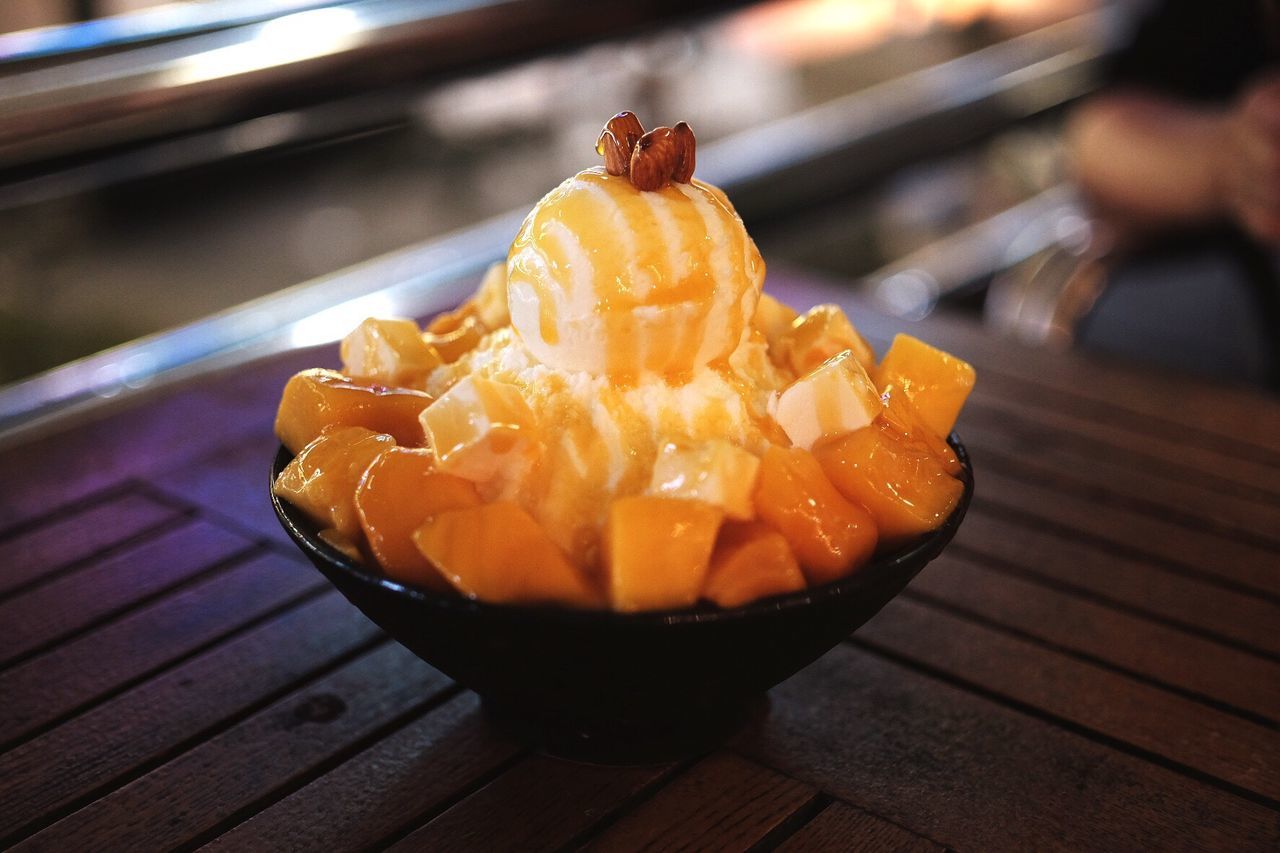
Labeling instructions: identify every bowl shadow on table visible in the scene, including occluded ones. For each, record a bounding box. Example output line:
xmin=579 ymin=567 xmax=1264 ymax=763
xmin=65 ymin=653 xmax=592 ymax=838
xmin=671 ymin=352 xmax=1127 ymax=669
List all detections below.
xmin=271 ymin=440 xmax=972 ymax=765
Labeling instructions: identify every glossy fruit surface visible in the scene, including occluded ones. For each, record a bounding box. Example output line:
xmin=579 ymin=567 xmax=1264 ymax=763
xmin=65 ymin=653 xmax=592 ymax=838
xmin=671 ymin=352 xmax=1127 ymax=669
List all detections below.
xmin=815 ymin=425 xmax=963 ymax=548
xmin=704 ymin=521 xmax=805 ymax=608
xmin=275 ymin=368 xmax=432 ymax=454
xmin=272 ymin=426 xmax=395 ymax=538
xmin=753 ymin=446 xmax=877 ymax=585
xmin=413 ymin=501 xmax=601 ymax=608
xmin=605 ymin=496 xmax=724 ymax=612
xmin=874 ymin=333 xmax=974 ymax=439
xmin=354 ymin=447 xmax=480 ymax=591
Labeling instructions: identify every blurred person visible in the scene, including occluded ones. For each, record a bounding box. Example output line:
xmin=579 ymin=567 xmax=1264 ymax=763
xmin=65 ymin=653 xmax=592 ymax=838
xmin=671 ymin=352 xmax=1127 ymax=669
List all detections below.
xmin=1064 ymin=0 xmax=1279 ymax=388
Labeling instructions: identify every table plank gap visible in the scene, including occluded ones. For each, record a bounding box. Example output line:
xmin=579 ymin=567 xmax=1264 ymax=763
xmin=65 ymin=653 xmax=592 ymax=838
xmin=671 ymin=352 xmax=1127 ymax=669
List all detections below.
xmin=772 ymin=799 xmax=946 ymax=853
xmin=734 ymin=643 xmax=1280 ymax=850
xmin=0 ymin=594 xmax=386 ymax=846
xmin=969 ymin=438 xmax=1280 ymax=552
xmin=903 ymin=563 xmax=1280 ymax=729
xmin=14 ymin=644 xmax=455 ymax=853
xmin=0 ymin=551 xmax=327 ymax=751
xmin=0 ymin=491 xmax=188 ymax=600
xmin=952 ymin=513 xmax=1280 ymax=661
xmin=204 ymin=691 xmax=527 ymax=853
xmin=965 ymin=391 xmax=1280 ymax=504
xmin=849 ymin=601 xmax=1280 ymax=807
xmin=973 ymin=485 xmax=1280 ymax=604
xmin=0 ymin=520 xmax=259 ymax=671
xmin=579 ymin=752 xmax=819 ymax=853
xmin=383 ymin=754 xmax=677 ymax=852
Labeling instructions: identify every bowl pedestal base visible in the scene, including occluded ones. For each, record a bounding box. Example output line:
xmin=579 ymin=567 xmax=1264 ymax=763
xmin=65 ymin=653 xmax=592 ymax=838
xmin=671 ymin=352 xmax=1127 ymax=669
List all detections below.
xmin=480 ymin=694 xmax=770 ymax=765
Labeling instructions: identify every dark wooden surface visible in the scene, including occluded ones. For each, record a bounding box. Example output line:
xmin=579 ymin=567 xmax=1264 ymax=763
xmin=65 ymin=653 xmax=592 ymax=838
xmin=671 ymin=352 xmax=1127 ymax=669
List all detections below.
xmin=2 ymin=269 xmax=1278 ymax=851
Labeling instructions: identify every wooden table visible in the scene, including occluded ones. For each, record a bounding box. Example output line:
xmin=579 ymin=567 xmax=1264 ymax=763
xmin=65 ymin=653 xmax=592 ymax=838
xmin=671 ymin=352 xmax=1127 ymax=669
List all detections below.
xmin=2 ymin=270 xmax=1278 ymax=851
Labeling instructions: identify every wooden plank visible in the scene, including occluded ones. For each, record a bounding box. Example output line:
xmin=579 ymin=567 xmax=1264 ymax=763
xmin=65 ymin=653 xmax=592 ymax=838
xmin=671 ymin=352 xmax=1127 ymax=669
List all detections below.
xmin=386 ymin=755 xmax=673 ymax=852
xmin=0 ymin=347 xmax=316 ymax=530
xmin=776 ymin=800 xmax=944 ymax=853
xmin=583 ymin=752 xmax=818 ymax=853
xmin=858 ymin=597 xmax=1280 ymax=802
xmin=149 ymin=429 xmax=296 ymax=546
xmin=206 ymin=692 xmax=521 ymax=852
xmin=0 ymin=591 xmax=380 ymax=845
xmin=770 ymin=274 xmax=1280 ymax=456
xmin=966 ymin=379 xmax=1280 ymax=501
xmin=961 ymin=404 xmax=1280 ymax=542
xmin=0 ymin=491 xmax=182 ymax=597
xmin=0 ymin=519 xmax=255 ymax=668
xmin=733 ymin=645 xmax=1280 ymax=850
xmin=0 ymin=550 xmax=322 ymax=747
xmin=14 ymin=643 xmax=451 ymax=852
xmin=912 ymin=554 xmax=1280 ymax=722
xmin=973 ymin=467 xmax=1280 ymax=599
xmin=954 ymin=510 xmax=1280 ymax=659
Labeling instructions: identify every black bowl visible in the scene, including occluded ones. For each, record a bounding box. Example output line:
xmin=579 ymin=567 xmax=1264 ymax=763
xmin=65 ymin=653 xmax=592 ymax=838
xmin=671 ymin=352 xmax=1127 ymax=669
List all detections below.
xmin=271 ymin=439 xmax=972 ymax=763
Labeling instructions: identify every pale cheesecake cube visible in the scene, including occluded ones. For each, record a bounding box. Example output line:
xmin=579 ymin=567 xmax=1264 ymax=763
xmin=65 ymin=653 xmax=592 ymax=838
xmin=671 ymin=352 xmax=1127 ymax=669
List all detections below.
xmin=647 ymin=440 xmax=761 ymax=521
xmin=774 ymin=350 xmax=881 ymax=450
xmin=777 ymin=304 xmax=875 ymax=375
xmin=420 ymin=376 xmax=536 ymax=484
xmin=340 ymin=317 xmax=441 ymax=388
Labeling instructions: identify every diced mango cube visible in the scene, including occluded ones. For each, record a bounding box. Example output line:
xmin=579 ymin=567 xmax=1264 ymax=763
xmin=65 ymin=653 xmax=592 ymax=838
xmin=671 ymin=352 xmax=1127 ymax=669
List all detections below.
xmin=354 ymin=447 xmax=481 ymax=591
xmin=880 ymin=383 xmax=962 ymax=476
xmin=420 ymin=376 xmax=537 ymax=484
xmin=424 ymin=313 xmax=485 ymax=363
xmin=773 ymin=351 xmax=881 ymax=450
xmin=412 ymin=502 xmax=600 ymax=608
xmin=340 ymin=317 xmax=442 ymax=388
xmin=647 ymin=440 xmax=761 ymax=521
xmin=274 ymin=368 xmax=433 ymax=454
xmin=815 ymin=423 xmax=964 ymax=548
xmin=605 ymin=496 xmax=724 ymax=612
xmin=752 ymin=292 xmax=799 ymax=354
xmin=704 ymin=521 xmax=806 ymax=607
xmin=754 ymin=446 xmax=877 ymax=585
xmin=273 ymin=426 xmax=395 ymax=539
xmin=776 ymin=304 xmax=875 ymax=375
xmin=874 ymin=334 xmax=975 ymax=438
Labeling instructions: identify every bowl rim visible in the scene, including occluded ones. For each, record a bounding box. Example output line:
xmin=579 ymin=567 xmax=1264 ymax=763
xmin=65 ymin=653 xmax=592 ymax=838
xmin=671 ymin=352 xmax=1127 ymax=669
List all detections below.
xmin=271 ymin=436 xmax=972 ymax=626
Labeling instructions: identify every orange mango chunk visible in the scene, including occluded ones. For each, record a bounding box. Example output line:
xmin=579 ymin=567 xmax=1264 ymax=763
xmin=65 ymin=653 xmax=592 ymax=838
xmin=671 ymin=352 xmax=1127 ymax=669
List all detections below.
xmin=704 ymin=521 xmax=806 ymax=608
xmin=469 ymin=261 xmax=510 ymax=330
xmin=754 ymin=446 xmax=878 ymax=586
xmin=273 ymin=426 xmax=395 ymax=539
xmin=647 ymin=440 xmax=760 ymax=521
xmin=274 ymin=368 xmax=432 ymax=454
xmin=354 ymin=447 xmax=481 ymax=591
xmin=773 ymin=350 xmax=881 ymax=451
xmin=815 ymin=424 xmax=963 ymax=549
xmin=880 ymin=383 xmax=962 ymax=476
xmin=420 ymin=375 xmax=537 ymax=484
xmin=340 ymin=317 xmax=442 ymax=388
xmin=776 ymin=304 xmax=875 ymax=375
xmin=424 ymin=313 xmax=485 ymax=363
xmin=605 ymin=496 xmax=724 ymax=612
xmin=874 ymin=333 xmax=975 ymax=439
xmin=752 ymin=292 xmax=800 ymax=355
xmin=412 ymin=502 xmax=600 ymax=608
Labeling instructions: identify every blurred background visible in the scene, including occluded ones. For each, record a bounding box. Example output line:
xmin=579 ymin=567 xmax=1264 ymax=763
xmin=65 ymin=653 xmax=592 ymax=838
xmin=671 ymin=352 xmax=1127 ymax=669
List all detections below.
xmin=0 ymin=0 xmax=1274 ymax=431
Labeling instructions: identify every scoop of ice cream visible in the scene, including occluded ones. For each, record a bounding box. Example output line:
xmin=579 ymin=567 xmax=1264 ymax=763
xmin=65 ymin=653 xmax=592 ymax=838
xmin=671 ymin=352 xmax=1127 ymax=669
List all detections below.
xmin=506 ymin=166 xmax=764 ymax=378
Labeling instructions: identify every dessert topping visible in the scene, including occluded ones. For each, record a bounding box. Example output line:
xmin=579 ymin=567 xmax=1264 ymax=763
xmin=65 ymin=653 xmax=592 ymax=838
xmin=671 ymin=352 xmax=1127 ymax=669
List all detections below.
xmin=596 ymin=110 xmax=645 ymax=176
xmin=596 ymin=112 xmax=698 ymax=191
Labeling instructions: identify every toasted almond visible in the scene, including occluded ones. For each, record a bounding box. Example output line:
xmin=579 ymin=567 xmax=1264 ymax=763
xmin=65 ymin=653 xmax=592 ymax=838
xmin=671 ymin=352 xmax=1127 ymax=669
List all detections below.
xmin=596 ymin=111 xmax=645 ymax=176
xmin=672 ymin=121 xmax=696 ymax=183
xmin=630 ymin=126 xmax=679 ymax=191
